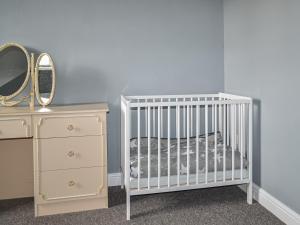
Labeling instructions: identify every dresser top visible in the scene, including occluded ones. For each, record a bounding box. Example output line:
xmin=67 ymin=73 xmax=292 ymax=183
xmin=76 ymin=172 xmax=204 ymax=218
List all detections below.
xmin=0 ymin=103 xmax=109 ymax=116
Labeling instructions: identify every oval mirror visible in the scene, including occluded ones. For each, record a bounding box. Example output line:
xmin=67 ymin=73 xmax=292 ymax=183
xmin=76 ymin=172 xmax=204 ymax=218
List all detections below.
xmin=0 ymin=43 xmax=30 ymax=100
xmin=35 ymin=53 xmax=55 ymax=106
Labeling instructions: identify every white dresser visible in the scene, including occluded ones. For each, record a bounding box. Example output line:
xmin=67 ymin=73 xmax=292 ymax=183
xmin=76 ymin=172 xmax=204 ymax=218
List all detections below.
xmin=0 ymin=103 xmax=109 ymax=216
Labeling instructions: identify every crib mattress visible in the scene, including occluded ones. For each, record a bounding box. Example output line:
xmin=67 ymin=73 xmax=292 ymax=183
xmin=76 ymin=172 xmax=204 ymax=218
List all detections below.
xmin=130 ymin=132 xmax=248 ymax=179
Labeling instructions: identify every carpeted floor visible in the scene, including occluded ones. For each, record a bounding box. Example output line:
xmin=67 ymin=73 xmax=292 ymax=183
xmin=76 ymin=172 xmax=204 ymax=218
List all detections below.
xmin=0 ymin=186 xmax=284 ymax=225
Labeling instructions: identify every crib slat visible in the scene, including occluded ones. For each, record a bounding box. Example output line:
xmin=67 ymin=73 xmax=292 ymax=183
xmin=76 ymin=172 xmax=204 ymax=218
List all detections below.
xmin=158 ymin=106 xmax=161 ymax=188
xmin=137 ymin=107 xmax=141 ymax=190
xmin=147 ymin=106 xmax=151 ymax=189
xmin=196 ymin=104 xmax=200 ymax=184
xmin=212 ymin=98 xmax=215 ymax=132
xmin=227 ymin=102 xmax=230 ymax=145
xmin=168 ymin=105 xmax=171 ymax=187
xmin=145 ymin=106 xmax=148 ymax=136
xmin=187 ymin=105 xmax=190 ymax=185
xmin=240 ymin=104 xmax=244 ymax=180
xmin=191 ymin=99 xmax=193 ymax=137
xmin=223 ymin=104 xmax=226 ymax=182
xmin=214 ymin=104 xmax=217 ymax=182
xmin=205 ymin=103 xmax=208 ymax=184
xmin=161 ymin=98 xmax=163 ymax=137
xmin=153 ymin=106 xmax=156 ymax=137
xmin=183 ymin=104 xmax=186 ymax=137
xmin=176 ymin=105 xmax=181 ymax=186
xmin=232 ymin=104 xmax=236 ymax=180
xmin=219 ymin=99 xmax=223 ymax=135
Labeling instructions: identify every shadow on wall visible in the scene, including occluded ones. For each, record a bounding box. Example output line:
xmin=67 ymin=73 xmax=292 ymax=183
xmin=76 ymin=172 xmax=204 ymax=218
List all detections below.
xmin=253 ymin=99 xmax=261 ymax=186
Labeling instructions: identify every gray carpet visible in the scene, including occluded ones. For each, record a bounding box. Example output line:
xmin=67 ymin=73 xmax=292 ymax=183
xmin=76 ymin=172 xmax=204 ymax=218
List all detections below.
xmin=0 ymin=186 xmax=284 ymax=225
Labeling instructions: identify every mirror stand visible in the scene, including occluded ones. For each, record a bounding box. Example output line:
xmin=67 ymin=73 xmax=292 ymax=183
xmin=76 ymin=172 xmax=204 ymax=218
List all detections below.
xmin=30 ymin=53 xmax=35 ymax=109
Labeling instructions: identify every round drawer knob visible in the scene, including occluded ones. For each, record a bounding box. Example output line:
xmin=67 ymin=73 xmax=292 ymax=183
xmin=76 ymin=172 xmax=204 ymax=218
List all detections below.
xmin=67 ymin=124 xmax=74 ymax=131
xmin=67 ymin=151 xmax=75 ymax=157
xmin=68 ymin=180 xmax=76 ymax=187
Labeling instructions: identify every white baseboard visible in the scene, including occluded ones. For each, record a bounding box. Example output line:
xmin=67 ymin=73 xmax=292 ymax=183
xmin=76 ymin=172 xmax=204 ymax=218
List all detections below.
xmin=108 ymin=173 xmax=121 ymax=187
xmin=239 ymin=184 xmax=300 ymax=225
xmin=108 ymin=173 xmax=300 ymax=224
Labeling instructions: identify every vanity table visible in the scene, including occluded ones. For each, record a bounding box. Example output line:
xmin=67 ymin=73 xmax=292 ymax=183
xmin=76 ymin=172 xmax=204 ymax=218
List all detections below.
xmin=0 ymin=42 xmax=109 ymax=216
xmin=0 ymin=103 xmax=109 ymax=216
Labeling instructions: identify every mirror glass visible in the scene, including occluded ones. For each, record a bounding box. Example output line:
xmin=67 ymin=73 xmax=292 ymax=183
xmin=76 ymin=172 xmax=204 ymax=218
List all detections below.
xmin=35 ymin=53 xmax=55 ymax=106
xmin=0 ymin=44 xmax=29 ymax=98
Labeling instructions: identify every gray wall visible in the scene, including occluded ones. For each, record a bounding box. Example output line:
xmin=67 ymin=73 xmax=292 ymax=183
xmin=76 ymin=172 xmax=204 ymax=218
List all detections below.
xmin=0 ymin=0 xmax=224 ymax=173
xmin=224 ymin=0 xmax=300 ymax=213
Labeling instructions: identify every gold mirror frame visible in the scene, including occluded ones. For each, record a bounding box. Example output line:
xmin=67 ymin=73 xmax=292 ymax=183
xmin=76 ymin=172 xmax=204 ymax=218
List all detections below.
xmin=0 ymin=42 xmax=31 ymax=104
xmin=34 ymin=53 xmax=56 ymax=107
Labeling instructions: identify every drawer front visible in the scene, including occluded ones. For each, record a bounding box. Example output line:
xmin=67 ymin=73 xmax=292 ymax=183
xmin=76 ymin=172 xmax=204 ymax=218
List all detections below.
xmin=39 ymin=136 xmax=106 ymax=171
xmin=34 ymin=114 xmax=105 ymax=138
xmin=0 ymin=116 xmax=31 ymax=139
xmin=39 ymin=167 xmax=107 ymax=201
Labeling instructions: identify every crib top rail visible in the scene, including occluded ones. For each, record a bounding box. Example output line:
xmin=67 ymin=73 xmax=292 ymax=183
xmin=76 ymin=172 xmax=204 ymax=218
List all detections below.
xmin=121 ymin=93 xmax=252 ymax=108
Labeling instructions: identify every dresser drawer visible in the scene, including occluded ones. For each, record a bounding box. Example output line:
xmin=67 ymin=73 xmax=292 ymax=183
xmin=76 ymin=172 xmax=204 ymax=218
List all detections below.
xmin=34 ymin=114 xmax=105 ymax=138
xmin=39 ymin=167 xmax=107 ymax=201
xmin=38 ymin=136 xmax=106 ymax=171
xmin=0 ymin=116 xmax=31 ymax=139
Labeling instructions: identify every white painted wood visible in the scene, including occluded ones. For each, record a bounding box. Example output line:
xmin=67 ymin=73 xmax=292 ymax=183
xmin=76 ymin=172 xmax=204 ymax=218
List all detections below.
xmin=161 ymin=101 xmax=164 ymax=137
xmin=147 ymin=106 xmax=151 ymax=190
xmin=145 ymin=104 xmax=148 ymax=136
xmin=232 ymin=104 xmax=235 ymax=180
xmin=176 ymin=105 xmax=180 ymax=186
xmin=239 ymin=184 xmax=300 ymax=225
xmin=132 ymin=176 xmax=249 ymax=196
xmin=167 ymin=106 xmax=171 ymax=187
xmin=212 ymin=102 xmax=215 ymax=132
xmin=223 ymin=104 xmax=226 ymax=182
xmin=187 ymin=105 xmax=190 ymax=185
xmin=196 ymin=104 xmax=199 ymax=184
xmin=205 ymin=104 xmax=208 ymax=184
xmin=158 ymin=106 xmax=161 ymax=188
xmin=128 ymin=98 xmax=251 ymax=108
xmin=153 ymin=107 xmax=156 ymax=137
xmin=137 ymin=107 xmax=141 ymax=190
xmin=214 ymin=104 xmax=217 ymax=182
xmin=191 ymin=103 xmax=193 ymax=136
xmin=183 ymin=105 xmax=186 ymax=137
xmin=120 ymin=100 xmax=126 ymax=189
xmin=125 ymin=103 xmax=131 ymax=220
xmin=122 ymin=94 xmax=252 ymax=220
xmin=240 ymin=104 xmax=244 ymax=180
xmin=247 ymin=101 xmax=253 ymax=204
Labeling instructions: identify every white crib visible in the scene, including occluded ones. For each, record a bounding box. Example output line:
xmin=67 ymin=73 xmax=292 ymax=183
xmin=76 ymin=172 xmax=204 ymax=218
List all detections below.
xmin=121 ymin=93 xmax=253 ymax=220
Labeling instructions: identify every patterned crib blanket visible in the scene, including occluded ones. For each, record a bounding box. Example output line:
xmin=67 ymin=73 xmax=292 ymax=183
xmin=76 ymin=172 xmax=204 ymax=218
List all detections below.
xmin=130 ymin=132 xmax=248 ymax=178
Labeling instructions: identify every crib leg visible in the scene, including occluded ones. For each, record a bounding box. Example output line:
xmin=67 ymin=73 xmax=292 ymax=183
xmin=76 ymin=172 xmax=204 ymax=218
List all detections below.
xmin=121 ymin=172 xmax=125 ymax=189
xmin=126 ymin=191 xmax=130 ymax=220
xmin=247 ymin=182 xmax=253 ymax=204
